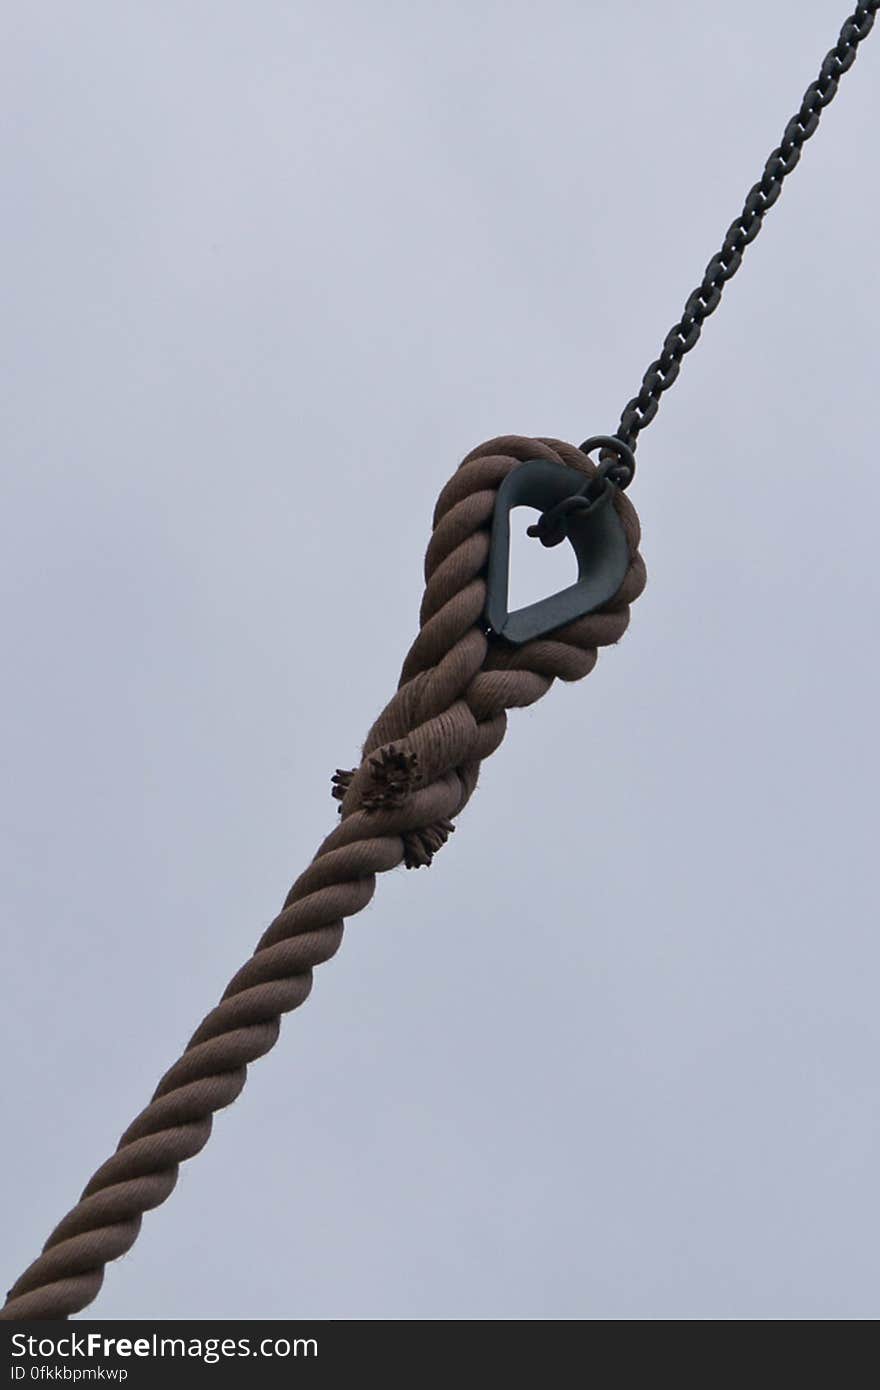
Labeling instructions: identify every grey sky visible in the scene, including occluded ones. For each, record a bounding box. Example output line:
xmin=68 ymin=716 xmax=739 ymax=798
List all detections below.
xmin=2 ymin=1 xmax=878 ymax=1320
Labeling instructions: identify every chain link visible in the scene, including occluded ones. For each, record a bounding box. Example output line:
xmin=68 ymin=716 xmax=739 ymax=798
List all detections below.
xmin=615 ymin=1 xmax=877 ymax=453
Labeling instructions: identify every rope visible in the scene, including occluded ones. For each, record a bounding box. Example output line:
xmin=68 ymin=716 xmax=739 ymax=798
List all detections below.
xmin=2 ymin=436 xmax=646 ymax=1320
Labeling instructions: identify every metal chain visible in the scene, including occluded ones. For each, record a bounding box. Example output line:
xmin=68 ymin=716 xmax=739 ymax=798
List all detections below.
xmin=614 ymin=0 xmax=877 ymax=455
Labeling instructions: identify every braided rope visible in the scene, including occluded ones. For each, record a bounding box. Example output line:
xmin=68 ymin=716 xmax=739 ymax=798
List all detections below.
xmin=2 ymin=436 xmax=646 ymax=1320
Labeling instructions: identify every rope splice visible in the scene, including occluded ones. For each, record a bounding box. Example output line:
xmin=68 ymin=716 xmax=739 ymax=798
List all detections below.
xmin=1 ymin=436 xmax=645 ymax=1321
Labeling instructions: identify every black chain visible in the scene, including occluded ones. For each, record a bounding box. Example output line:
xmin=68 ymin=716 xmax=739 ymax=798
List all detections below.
xmin=614 ymin=0 xmax=877 ymax=457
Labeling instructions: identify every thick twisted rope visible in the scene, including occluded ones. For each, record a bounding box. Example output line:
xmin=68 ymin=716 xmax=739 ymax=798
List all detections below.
xmin=2 ymin=435 xmax=645 ymax=1320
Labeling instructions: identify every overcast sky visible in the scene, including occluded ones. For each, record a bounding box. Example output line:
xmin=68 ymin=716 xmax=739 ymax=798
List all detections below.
xmin=2 ymin=1 xmax=878 ymax=1321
